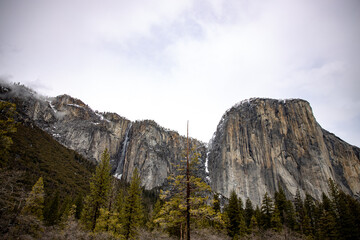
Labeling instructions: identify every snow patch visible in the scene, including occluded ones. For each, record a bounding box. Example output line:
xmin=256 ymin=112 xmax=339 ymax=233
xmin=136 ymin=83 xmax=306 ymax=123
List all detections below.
xmin=47 ymin=100 xmax=57 ymax=113
xmin=52 ymin=133 xmax=61 ymax=138
xmin=95 ymin=112 xmax=111 ymax=123
xmin=114 ymin=173 xmax=122 ymax=180
xmin=67 ymin=103 xmax=84 ymax=109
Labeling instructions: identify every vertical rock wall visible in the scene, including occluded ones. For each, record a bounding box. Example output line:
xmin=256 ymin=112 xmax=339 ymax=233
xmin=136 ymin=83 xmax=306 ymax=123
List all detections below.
xmin=208 ymin=98 xmax=360 ymax=205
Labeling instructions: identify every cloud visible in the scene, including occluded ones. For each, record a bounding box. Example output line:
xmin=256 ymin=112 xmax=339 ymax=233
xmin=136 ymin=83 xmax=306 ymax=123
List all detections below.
xmin=0 ymin=0 xmax=359 ymax=146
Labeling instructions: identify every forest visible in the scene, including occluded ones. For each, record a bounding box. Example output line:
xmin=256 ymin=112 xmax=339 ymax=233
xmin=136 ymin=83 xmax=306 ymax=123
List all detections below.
xmin=1 ymin=100 xmax=360 ymax=240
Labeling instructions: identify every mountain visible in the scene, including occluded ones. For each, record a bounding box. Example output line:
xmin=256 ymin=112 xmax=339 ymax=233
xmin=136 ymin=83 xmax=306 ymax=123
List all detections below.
xmin=0 ymin=82 xmax=207 ymax=191
xmin=1 ymin=82 xmax=359 ymax=206
xmin=208 ymin=98 xmax=360 ymax=205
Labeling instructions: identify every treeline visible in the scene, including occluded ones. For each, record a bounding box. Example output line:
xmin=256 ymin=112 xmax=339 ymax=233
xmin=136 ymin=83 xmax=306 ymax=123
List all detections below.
xmin=222 ymin=180 xmax=360 ymax=240
xmin=2 ymin=101 xmax=360 ymax=239
xmin=4 ymin=147 xmax=360 ymax=240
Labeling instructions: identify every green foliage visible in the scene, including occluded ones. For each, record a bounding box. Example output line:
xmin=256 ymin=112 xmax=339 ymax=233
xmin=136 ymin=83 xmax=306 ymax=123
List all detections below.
xmin=7 ymin=121 xmax=94 ymax=199
xmin=271 ymin=205 xmax=282 ymax=232
xmin=122 ymin=168 xmax=143 ymax=240
xmin=81 ymin=149 xmax=112 ymax=231
xmin=225 ymin=190 xmax=241 ymax=237
xmin=244 ymin=198 xmax=254 ymax=228
xmin=22 ymin=177 xmax=45 ymax=220
xmin=0 ymin=100 xmax=17 ymax=167
xmin=44 ymin=191 xmax=60 ymax=225
xmin=261 ymin=192 xmax=274 ymax=229
xmin=213 ymin=193 xmax=221 ymax=213
xmin=154 ymin=149 xmax=221 ymax=238
xmin=75 ymin=194 xmax=84 ymax=219
xmin=94 ymin=207 xmax=123 ymax=238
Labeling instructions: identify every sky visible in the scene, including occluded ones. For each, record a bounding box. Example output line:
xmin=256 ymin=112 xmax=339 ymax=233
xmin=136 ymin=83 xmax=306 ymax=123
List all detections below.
xmin=0 ymin=0 xmax=360 ymax=147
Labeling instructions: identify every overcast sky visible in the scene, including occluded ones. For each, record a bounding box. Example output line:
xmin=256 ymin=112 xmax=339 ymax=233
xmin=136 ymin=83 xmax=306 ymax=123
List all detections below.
xmin=1 ymin=0 xmax=359 ymax=146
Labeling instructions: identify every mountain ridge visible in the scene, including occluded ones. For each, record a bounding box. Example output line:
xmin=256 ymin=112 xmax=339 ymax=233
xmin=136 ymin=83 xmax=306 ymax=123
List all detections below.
xmin=1 ymin=81 xmax=359 ymax=206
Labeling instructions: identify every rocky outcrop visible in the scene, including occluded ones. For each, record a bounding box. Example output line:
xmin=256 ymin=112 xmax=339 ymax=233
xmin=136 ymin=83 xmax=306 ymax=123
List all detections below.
xmin=0 ymin=82 xmax=206 ymax=189
xmin=208 ymin=98 xmax=360 ymax=205
xmin=120 ymin=120 xmax=207 ymax=189
xmin=2 ymin=83 xmax=359 ymax=203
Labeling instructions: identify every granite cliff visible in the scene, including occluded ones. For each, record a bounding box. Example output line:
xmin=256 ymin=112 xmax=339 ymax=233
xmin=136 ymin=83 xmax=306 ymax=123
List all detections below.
xmin=0 ymin=83 xmax=207 ymax=190
xmin=1 ymin=82 xmax=359 ymax=205
xmin=208 ymin=98 xmax=360 ymax=205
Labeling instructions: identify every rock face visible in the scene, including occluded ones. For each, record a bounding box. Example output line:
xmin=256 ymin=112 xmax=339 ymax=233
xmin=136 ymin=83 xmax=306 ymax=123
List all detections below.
xmin=208 ymin=98 xmax=360 ymax=205
xmin=2 ymin=82 xmax=359 ymax=203
xmin=0 ymin=83 xmax=206 ymax=189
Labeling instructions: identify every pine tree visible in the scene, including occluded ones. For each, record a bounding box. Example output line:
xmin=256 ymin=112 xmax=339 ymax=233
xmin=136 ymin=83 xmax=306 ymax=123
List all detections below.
xmin=154 ymin=148 xmax=220 ymax=239
xmin=122 ymin=168 xmax=143 ymax=240
xmin=81 ymin=149 xmax=111 ymax=230
xmin=304 ymin=193 xmax=315 ymax=236
xmin=225 ymin=190 xmax=240 ymax=237
xmin=260 ymin=192 xmax=274 ymax=229
xmin=274 ymin=186 xmax=287 ymax=224
xmin=328 ymin=179 xmax=356 ymax=240
xmin=238 ymin=212 xmax=247 ymax=237
xmin=249 ymin=215 xmax=258 ymax=234
xmin=271 ymin=205 xmax=282 ymax=232
xmin=44 ymin=191 xmax=60 ymax=225
xmin=75 ymin=194 xmax=83 ymax=220
xmin=213 ymin=193 xmax=221 ymax=213
xmin=318 ymin=193 xmax=337 ymax=239
xmin=294 ymin=189 xmax=304 ymax=233
xmin=0 ymin=101 xmax=17 ymax=167
xmin=285 ymin=200 xmax=296 ymax=230
xmin=22 ymin=176 xmax=45 ymax=220
xmin=244 ymin=198 xmax=254 ymax=228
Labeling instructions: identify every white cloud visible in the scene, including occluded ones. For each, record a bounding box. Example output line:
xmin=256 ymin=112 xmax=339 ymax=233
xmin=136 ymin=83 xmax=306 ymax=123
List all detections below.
xmin=0 ymin=0 xmax=359 ymax=146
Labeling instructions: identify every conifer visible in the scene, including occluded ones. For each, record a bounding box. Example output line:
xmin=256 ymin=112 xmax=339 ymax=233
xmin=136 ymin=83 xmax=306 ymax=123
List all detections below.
xmin=260 ymin=192 xmax=274 ymax=229
xmin=244 ymin=198 xmax=254 ymax=228
xmin=154 ymin=148 xmax=220 ymax=239
xmin=81 ymin=149 xmax=111 ymax=231
xmin=213 ymin=193 xmax=221 ymax=213
xmin=22 ymin=176 xmax=45 ymax=221
xmin=249 ymin=215 xmax=258 ymax=234
xmin=225 ymin=190 xmax=240 ymax=237
xmin=0 ymin=101 xmax=17 ymax=167
xmin=122 ymin=168 xmax=143 ymax=240
xmin=44 ymin=191 xmax=60 ymax=225
xmin=271 ymin=205 xmax=282 ymax=232
xmin=274 ymin=186 xmax=287 ymax=224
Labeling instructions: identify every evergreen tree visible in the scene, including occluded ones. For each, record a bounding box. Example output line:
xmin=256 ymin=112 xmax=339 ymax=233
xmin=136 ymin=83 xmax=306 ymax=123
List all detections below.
xmin=318 ymin=193 xmax=337 ymax=239
xmin=238 ymin=213 xmax=247 ymax=237
xmin=328 ymin=179 xmax=356 ymax=240
xmin=249 ymin=215 xmax=258 ymax=234
xmin=122 ymin=168 xmax=143 ymax=240
xmin=345 ymin=194 xmax=360 ymax=239
xmin=301 ymin=209 xmax=312 ymax=237
xmin=225 ymin=190 xmax=240 ymax=237
xmin=271 ymin=205 xmax=282 ymax=232
xmin=294 ymin=189 xmax=304 ymax=233
xmin=75 ymin=194 xmax=83 ymax=220
xmin=253 ymin=206 xmax=262 ymax=228
xmin=44 ymin=191 xmax=60 ymax=226
xmin=154 ymin=149 xmax=221 ymax=239
xmin=81 ymin=149 xmax=111 ymax=230
xmin=213 ymin=193 xmax=221 ymax=213
xmin=260 ymin=192 xmax=274 ymax=229
xmin=304 ymin=193 xmax=315 ymax=235
xmin=244 ymin=198 xmax=254 ymax=228
xmin=274 ymin=186 xmax=287 ymax=224
xmin=285 ymin=200 xmax=296 ymax=230
xmin=22 ymin=176 xmax=45 ymax=220
xmin=0 ymin=101 xmax=17 ymax=167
